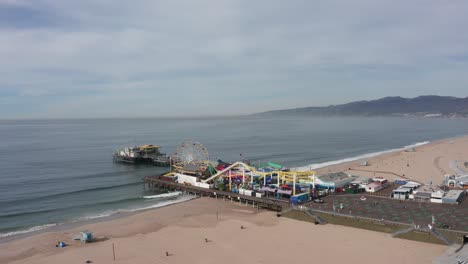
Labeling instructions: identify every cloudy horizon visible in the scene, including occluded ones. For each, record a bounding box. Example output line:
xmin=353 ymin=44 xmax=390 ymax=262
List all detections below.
xmin=1 ymin=0 xmax=468 ymax=119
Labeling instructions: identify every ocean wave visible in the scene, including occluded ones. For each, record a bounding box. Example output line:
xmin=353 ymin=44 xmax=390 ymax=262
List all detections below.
xmin=294 ymin=141 xmax=430 ymax=171
xmin=127 ymin=195 xmax=195 ymax=212
xmin=0 ymin=208 xmax=59 ymax=219
xmin=71 ymin=194 xmax=194 ymax=221
xmin=0 ymin=181 xmax=142 ymax=205
xmin=0 ymin=197 xmax=142 ymax=218
xmin=1 ymin=190 xmax=184 ymax=219
xmin=403 ymin=141 xmax=430 ymax=148
xmin=0 ymin=194 xmax=195 ymax=239
xmin=143 ymin=191 xmax=182 ymax=199
xmin=75 ymin=212 xmax=115 ymax=221
xmin=0 ymin=223 xmax=57 ymax=238
xmin=1 ymin=170 xmax=141 ymax=191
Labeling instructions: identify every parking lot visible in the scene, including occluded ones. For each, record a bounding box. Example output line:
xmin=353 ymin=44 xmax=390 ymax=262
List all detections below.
xmin=307 ymin=194 xmax=468 ymax=232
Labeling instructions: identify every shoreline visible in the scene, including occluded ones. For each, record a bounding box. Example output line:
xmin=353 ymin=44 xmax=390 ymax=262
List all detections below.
xmin=0 ymin=197 xmax=267 ymax=263
xmin=0 ymin=197 xmax=448 ymax=264
xmin=299 ymin=133 xmax=468 ymax=173
xmin=2 ymin=134 xmax=468 ymax=263
xmin=0 ymin=194 xmax=197 ymax=244
xmin=3 ymin=134 xmax=467 ymax=243
xmin=294 ymin=140 xmax=432 ymax=172
xmin=314 ymin=134 xmax=468 ymax=183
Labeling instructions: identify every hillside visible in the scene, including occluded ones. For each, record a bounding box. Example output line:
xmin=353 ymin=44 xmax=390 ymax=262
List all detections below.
xmin=256 ymin=96 xmax=468 ymax=117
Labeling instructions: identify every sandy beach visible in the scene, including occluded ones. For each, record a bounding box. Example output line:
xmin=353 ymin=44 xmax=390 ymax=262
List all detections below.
xmin=0 ymin=197 xmax=446 ymax=264
xmin=3 ymin=136 xmax=468 ymax=263
xmin=316 ymin=135 xmax=468 ymax=185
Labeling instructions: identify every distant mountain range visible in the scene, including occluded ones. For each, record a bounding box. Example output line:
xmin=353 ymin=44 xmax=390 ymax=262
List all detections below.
xmin=255 ymin=96 xmax=468 ymax=117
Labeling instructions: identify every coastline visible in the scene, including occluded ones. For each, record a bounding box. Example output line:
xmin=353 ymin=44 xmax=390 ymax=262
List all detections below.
xmin=0 ymin=197 xmax=263 ymax=263
xmin=312 ymin=134 xmax=468 ymax=184
xmin=0 ymin=197 xmax=447 ymax=264
xmin=294 ymin=140 xmax=431 ymax=171
xmin=2 ymin=134 xmax=468 ymax=263
xmin=4 ymin=134 xmax=468 ymax=241
xmin=0 ymin=194 xmax=197 ymax=243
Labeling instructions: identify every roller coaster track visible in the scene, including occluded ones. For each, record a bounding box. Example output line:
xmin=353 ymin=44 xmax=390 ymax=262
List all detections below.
xmin=202 ymin=161 xmax=252 ymax=183
xmin=202 ymin=161 xmax=316 ymax=184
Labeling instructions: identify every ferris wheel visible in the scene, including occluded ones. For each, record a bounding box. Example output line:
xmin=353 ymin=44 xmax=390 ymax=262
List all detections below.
xmin=171 ymin=140 xmax=209 ymax=165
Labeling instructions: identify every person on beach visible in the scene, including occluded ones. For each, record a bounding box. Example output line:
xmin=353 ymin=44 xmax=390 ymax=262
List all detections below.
xmin=56 ymin=241 xmax=66 ymax=248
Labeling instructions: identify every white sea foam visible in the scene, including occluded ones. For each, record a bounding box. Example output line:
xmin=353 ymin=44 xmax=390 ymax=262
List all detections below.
xmin=294 ymin=141 xmax=430 ymax=172
xmin=143 ymin=191 xmax=182 ymax=199
xmin=78 ymin=194 xmax=194 ymax=220
xmin=77 ymin=212 xmax=115 ymax=221
xmin=0 ymin=223 xmax=57 ymax=238
xmin=127 ymin=195 xmax=195 ymax=212
xmin=403 ymin=141 xmax=430 ymax=149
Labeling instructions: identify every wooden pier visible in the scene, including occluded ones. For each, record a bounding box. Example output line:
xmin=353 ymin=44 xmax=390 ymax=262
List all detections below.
xmin=113 ymin=155 xmax=170 ymax=167
xmin=143 ymin=176 xmax=287 ymax=211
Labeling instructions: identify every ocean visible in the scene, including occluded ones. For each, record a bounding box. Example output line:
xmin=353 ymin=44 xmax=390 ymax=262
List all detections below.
xmin=1 ymin=116 xmax=467 ymax=239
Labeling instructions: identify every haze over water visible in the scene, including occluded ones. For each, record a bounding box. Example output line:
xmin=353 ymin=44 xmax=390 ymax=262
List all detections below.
xmin=1 ymin=116 xmax=467 ymax=238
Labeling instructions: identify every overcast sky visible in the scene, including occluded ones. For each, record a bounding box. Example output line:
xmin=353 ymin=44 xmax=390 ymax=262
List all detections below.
xmin=1 ymin=0 xmax=468 ymax=119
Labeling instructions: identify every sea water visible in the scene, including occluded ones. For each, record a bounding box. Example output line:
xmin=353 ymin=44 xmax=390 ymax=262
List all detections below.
xmin=0 ymin=116 xmax=467 ymax=239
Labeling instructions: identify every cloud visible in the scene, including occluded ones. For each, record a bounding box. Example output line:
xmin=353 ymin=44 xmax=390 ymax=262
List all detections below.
xmin=1 ymin=0 xmax=468 ymax=118
xmin=0 ymin=0 xmax=31 ymax=7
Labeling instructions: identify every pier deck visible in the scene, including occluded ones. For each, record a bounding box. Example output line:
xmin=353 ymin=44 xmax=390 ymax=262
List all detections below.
xmin=143 ymin=176 xmax=287 ymax=211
